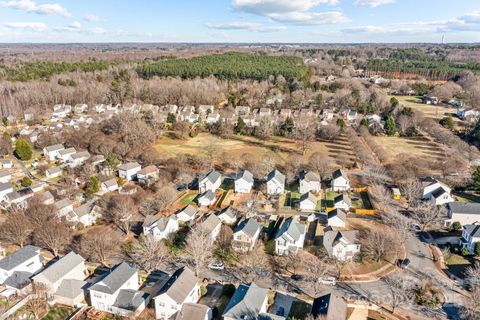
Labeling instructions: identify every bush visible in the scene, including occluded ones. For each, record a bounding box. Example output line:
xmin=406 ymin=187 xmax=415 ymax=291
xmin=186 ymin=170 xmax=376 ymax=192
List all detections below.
xmin=200 ymin=286 xmax=208 ymax=296
xmin=461 ymin=247 xmax=470 ymax=256
xmin=475 ymin=243 xmax=480 ymax=257
xmin=222 ymin=284 xmax=236 ymax=298
xmin=450 ymin=221 xmax=462 ymax=231
xmin=14 ymin=138 xmax=32 ymax=161
xmin=21 ymin=176 xmax=32 ymax=187
xmin=440 ymin=117 xmax=455 ymax=130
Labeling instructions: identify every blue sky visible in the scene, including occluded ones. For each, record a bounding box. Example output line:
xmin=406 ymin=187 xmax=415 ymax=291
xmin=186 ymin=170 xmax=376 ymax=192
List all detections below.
xmin=0 ymin=0 xmax=479 ymax=43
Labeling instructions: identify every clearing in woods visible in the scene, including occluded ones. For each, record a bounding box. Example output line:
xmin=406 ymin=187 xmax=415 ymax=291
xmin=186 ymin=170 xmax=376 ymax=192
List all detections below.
xmin=373 ymin=135 xmax=445 ymax=163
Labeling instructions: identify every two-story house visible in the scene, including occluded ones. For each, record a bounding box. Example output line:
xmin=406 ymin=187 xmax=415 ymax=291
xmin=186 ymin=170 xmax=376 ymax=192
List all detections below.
xmin=461 ymin=224 xmax=480 ymax=254
xmin=44 ymin=144 xmax=65 ymax=161
xmin=445 ymin=202 xmax=480 ymax=227
xmin=266 ymin=169 xmax=285 ymax=195
xmin=331 ymin=169 xmax=350 ymax=192
xmin=143 ymin=215 xmax=179 ymax=241
xmin=299 ymin=192 xmax=317 ymax=212
xmin=327 ymin=209 xmax=348 ymax=228
xmin=198 ymin=170 xmax=222 ymax=194
xmin=176 ymin=205 xmax=198 ymax=223
xmin=175 ymin=303 xmax=212 ymax=320
xmin=232 ymin=219 xmax=263 ymax=253
xmin=333 ymin=194 xmax=351 ymax=212
xmin=0 ymin=246 xmax=43 ymax=290
xmin=201 ymin=214 xmax=222 ymax=241
xmin=137 ymin=165 xmax=159 ymax=185
xmin=421 ymin=177 xmax=454 ymax=206
xmin=217 ymin=207 xmax=237 ymax=225
xmin=298 ymin=171 xmax=321 ymax=194
xmin=222 ymin=283 xmax=269 ymax=320
xmin=323 ymin=227 xmax=360 ymax=261
xmin=274 ymin=217 xmax=305 ymax=256
xmin=89 ymin=262 xmax=148 ymax=317
xmin=118 ymin=162 xmax=142 ymax=181
xmin=234 ymin=170 xmax=254 ymax=194
xmin=153 ymin=267 xmax=200 ymax=319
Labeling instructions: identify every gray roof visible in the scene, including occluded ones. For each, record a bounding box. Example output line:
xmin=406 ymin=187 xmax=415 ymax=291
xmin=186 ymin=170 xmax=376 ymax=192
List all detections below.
xmin=33 ymin=252 xmax=84 ymax=284
xmin=332 ymin=169 xmax=348 ymax=181
xmin=118 ymin=162 xmax=141 ymax=171
xmin=464 ymin=225 xmax=480 ymax=238
xmin=448 ymin=202 xmax=480 ymax=216
xmin=275 ymin=217 xmax=305 ymax=242
xmin=223 ymin=283 xmax=269 ymax=318
xmin=178 ymin=205 xmax=197 ymax=218
xmin=4 ymin=271 xmax=32 ymax=289
xmin=176 ymin=303 xmax=210 ymax=320
xmin=38 ymin=191 xmax=54 ymax=203
xmin=58 ymin=148 xmax=76 ymax=156
xmin=201 ymin=170 xmax=222 ymax=184
xmin=328 ymin=209 xmax=347 ymax=221
xmin=234 ymin=219 xmax=263 ymax=238
xmin=334 ymin=194 xmax=351 ymax=206
xmin=311 ymin=293 xmax=347 ymax=320
xmin=266 ymin=169 xmax=285 ymax=185
xmin=89 ymin=262 xmax=137 ymax=295
xmin=143 ymin=215 xmax=177 ymax=231
xmin=70 ymin=150 xmax=90 ymax=160
xmin=0 ymin=246 xmax=41 ymax=271
xmin=45 ymin=144 xmax=64 ymax=152
xmin=47 ymin=167 xmax=62 ymax=174
xmin=200 ymin=190 xmax=217 ymax=202
xmin=155 ymin=267 xmax=198 ymax=304
xmin=218 ymin=207 xmax=237 ymax=220
xmin=237 ymin=170 xmax=254 ymax=184
xmin=54 ymin=198 xmax=72 ymax=210
xmin=113 ymin=289 xmax=148 ymax=311
xmin=0 ymin=182 xmax=13 ymax=192
xmin=300 ymin=171 xmax=320 ymax=183
xmin=323 ymin=227 xmax=359 ymax=254
xmin=73 ymin=200 xmax=100 ymax=218
xmin=300 ymin=192 xmax=317 ymax=205
xmin=55 ymin=279 xmax=87 ymax=299
xmin=0 ymin=170 xmax=12 ymax=178
xmin=202 ymin=214 xmax=221 ymax=234
xmin=102 ymin=178 xmax=118 ymax=188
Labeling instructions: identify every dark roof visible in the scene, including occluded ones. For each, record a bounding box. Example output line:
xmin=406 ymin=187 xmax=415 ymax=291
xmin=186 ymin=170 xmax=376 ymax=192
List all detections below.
xmin=0 ymin=246 xmax=41 ymax=271
xmin=464 ymin=225 xmax=480 ymax=238
xmin=155 ymin=267 xmax=198 ymax=304
xmin=334 ymin=194 xmax=351 ymax=206
xmin=234 ymin=219 xmax=263 ymax=238
xmin=431 ymin=187 xmax=447 ymax=199
xmin=311 ymin=293 xmax=347 ymax=320
xmin=113 ymin=289 xmax=148 ymax=311
xmin=332 ymin=169 xmax=348 ymax=181
xmin=223 ymin=283 xmax=268 ymax=318
xmin=4 ymin=271 xmax=32 ymax=289
xmin=89 ymin=262 xmax=136 ymax=294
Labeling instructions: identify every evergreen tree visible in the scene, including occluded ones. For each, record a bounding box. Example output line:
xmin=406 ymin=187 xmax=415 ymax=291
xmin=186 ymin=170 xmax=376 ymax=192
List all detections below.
xmin=336 ymin=118 xmax=346 ymax=129
xmin=167 ymin=113 xmax=176 ymax=124
xmin=234 ymin=117 xmax=246 ymax=134
xmin=472 ymin=166 xmax=480 ymax=190
xmin=85 ymin=176 xmax=100 ymax=195
xmin=385 ymin=116 xmax=397 ymax=136
xmin=360 ymin=118 xmax=369 ymax=128
xmin=14 ymin=138 xmax=32 ymax=161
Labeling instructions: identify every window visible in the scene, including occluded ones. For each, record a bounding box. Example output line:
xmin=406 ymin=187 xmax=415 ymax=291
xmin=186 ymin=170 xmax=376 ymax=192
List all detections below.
xmin=93 ymin=292 xmax=103 ymax=299
xmin=158 ymin=302 xmax=165 ymax=307
xmin=171 ymin=304 xmax=177 ymax=309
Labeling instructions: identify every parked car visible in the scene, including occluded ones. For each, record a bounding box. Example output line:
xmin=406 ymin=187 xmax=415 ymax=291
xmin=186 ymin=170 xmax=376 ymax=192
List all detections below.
xmin=208 ymin=262 xmax=225 ymax=271
xmin=318 ymin=276 xmax=337 ymax=286
xmin=410 ymin=223 xmax=421 ymax=231
xmin=290 ymin=274 xmax=303 ymax=281
xmin=397 ymin=258 xmax=411 ymax=269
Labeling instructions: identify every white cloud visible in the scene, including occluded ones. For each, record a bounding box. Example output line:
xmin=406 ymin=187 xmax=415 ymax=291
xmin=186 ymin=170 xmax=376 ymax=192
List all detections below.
xmin=354 ymin=0 xmax=395 ymax=8
xmin=205 ymin=21 xmax=286 ymax=32
xmin=83 ymin=14 xmax=101 ymax=22
xmin=89 ymin=27 xmax=107 ymax=34
xmin=0 ymin=0 xmax=70 ymax=17
xmin=54 ymin=21 xmax=82 ymax=32
xmin=4 ymin=21 xmax=47 ymax=31
xmin=232 ymin=0 xmax=347 ymax=25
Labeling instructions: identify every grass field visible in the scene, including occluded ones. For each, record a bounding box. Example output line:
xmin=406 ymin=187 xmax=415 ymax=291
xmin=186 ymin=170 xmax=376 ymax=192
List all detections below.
xmin=42 ymin=306 xmax=74 ymax=320
xmin=373 ymin=135 xmax=445 ymax=163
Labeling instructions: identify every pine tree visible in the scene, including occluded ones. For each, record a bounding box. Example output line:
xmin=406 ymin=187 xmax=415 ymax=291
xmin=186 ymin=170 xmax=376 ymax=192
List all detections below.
xmin=385 ymin=116 xmax=397 ymax=136
xmin=14 ymin=138 xmax=32 ymax=161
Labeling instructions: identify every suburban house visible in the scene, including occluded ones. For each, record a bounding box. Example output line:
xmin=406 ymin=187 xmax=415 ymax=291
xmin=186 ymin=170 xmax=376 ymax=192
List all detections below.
xmin=32 ymin=251 xmax=87 ymax=305
xmin=137 ymin=165 xmax=159 ymax=185
xmin=266 ymin=169 xmax=285 ymax=195
xmin=0 ymin=182 xmax=13 ymax=200
xmin=299 ymin=192 xmax=317 ymax=211
xmin=153 ymin=267 xmax=200 ymax=319
xmin=0 ymin=246 xmax=43 ymax=285
xmin=421 ymin=177 xmax=454 ymax=206
xmin=461 ymin=224 xmax=480 ymax=254
xmin=333 ymin=194 xmax=351 ymax=211
xmin=323 ymin=227 xmax=360 ymax=261
xmin=327 ymin=209 xmax=348 ymax=228
xmin=206 ymin=112 xmax=220 ymax=124
xmin=222 ymin=283 xmax=269 ymax=320
xmin=298 ymin=171 xmax=321 ymax=194
xmin=331 ymin=169 xmax=350 ymax=192
xmin=143 ymin=215 xmax=179 ymax=241
xmin=46 ymin=167 xmax=62 ymax=179
xmin=68 ymin=150 xmax=90 ymax=168
xmin=176 ymin=205 xmax=198 ymax=223
xmin=175 ymin=303 xmax=212 ymax=320
xmin=232 ymin=219 xmax=263 ymax=253
xmin=235 ymin=106 xmax=250 ymax=116
xmin=54 ymin=198 xmax=74 ymax=218
xmin=72 ymin=200 xmax=102 ymax=227
xmin=58 ymin=147 xmax=77 ymax=162
xmin=198 ymin=170 xmax=222 ymax=193
xmin=44 ymin=144 xmax=65 ymax=161
xmin=217 ymin=207 xmax=237 ymax=225
xmin=274 ymin=217 xmax=306 ymax=256
xmin=445 ymin=202 xmax=480 ymax=227
xmin=89 ymin=262 xmax=148 ymax=317
xmin=201 ymin=214 xmax=222 ymax=241
xmin=311 ymin=293 xmax=347 ymax=320
xmin=0 ymin=160 xmax=13 ymax=169
xmin=0 ymin=170 xmax=11 ymax=183
xmin=198 ymin=190 xmax=217 ymax=207
xmin=234 ymin=170 xmax=254 ymax=194
xmin=101 ymin=178 xmax=119 ymax=193
xmin=118 ymin=162 xmax=142 ymax=181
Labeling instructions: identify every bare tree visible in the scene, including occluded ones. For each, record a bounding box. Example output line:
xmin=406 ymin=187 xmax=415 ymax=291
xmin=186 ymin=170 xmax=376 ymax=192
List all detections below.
xmin=0 ymin=212 xmax=32 ymax=247
xmin=304 ymin=255 xmax=333 ymax=297
xmin=79 ymin=230 xmax=121 ymax=267
xmin=410 ymin=201 xmax=446 ymax=231
xmin=186 ymin=224 xmax=215 ymax=277
xmin=294 ymin=121 xmax=316 ymax=155
xmin=214 ymin=225 xmax=234 ymax=263
xmin=240 ymin=242 xmax=270 ymax=283
xmin=106 ymin=195 xmax=136 ymax=235
xmin=24 ymin=283 xmax=49 ymax=320
xmin=125 ymin=234 xmax=169 ymax=273
xmin=400 ymin=179 xmax=423 ymax=209
xmin=364 ymin=166 xmax=390 ymax=184
xmin=384 ymin=275 xmax=413 ymax=313
xmin=308 ymin=152 xmax=333 ymax=178
xmin=203 ymin=137 xmax=222 ymax=168
xmin=32 ymin=219 xmax=72 ymax=257
xmin=361 ymin=228 xmax=397 ymax=262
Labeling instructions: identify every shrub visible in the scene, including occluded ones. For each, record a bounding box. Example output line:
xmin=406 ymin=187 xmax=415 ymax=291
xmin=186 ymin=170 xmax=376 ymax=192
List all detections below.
xmin=475 ymin=243 xmax=480 ymax=257
xmin=222 ymin=284 xmax=236 ymax=298
xmin=21 ymin=176 xmax=32 ymax=187
xmin=450 ymin=221 xmax=462 ymax=231
xmin=200 ymin=286 xmax=208 ymax=296
xmin=461 ymin=247 xmax=470 ymax=256
xmin=14 ymin=138 xmax=32 ymax=161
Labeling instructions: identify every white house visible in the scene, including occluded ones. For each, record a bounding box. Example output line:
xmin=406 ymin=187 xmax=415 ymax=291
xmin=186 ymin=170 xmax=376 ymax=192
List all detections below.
xmin=421 ymin=177 xmax=454 ymax=206
xmin=232 ymin=219 xmax=263 ymax=253
xmin=0 ymin=246 xmax=43 ymax=285
xmin=274 ymin=217 xmax=306 ymax=256
xmin=153 ymin=267 xmax=200 ymax=319
xmin=137 ymin=165 xmax=159 ymax=185
xmin=175 ymin=303 xmax=212 ymax=320
xmin=299 ymin=192 xmax=317 ymax=212
xmin=222 ymin=283 xmax=268 ymax=320
xmin=445 ymin=202 xmax=480 ymax=227
xmin=323 ymin=227 xmax=360 ymax=261
xmin=334 ymin=194 xmax=351 ymax=212
xmin=176 ymin=205 xmax=198 ymax=223
xmin=46 ymin=167 xmax=62 ymax=179
xmin=0 ymin=170 xmax=11 ymax=183
xmin=54 ymin=198 xmax=74 ymax=218
xmin=327 ymin=209 xmax=347 ymax=228
xmin=118 ymin=162 xmax=142 ymax=181
xmin=32 ymin=251 xmax=87 ymax=305
xmin=1 ymin=160 xmax=13 ymax=169
xmin=331 ymin=169 xmax=350 ymax=192
xmin=68 ymin=151 xmax=90 ymax=168
xmin=72 ymin=200 xmax=102 ymax=227
xmin=198 ymin=190 xmax=217 ymax=207
xmin=234 ymin=170 xmax=254 ymax=194
xmin=217 ymin=207 xmax=237 ymax=225
xmin=57 ymin=148 xmax=77 ymax=163
xmin=266 ymin=169 xmax=285 ymax=195
xmin=461 ymin=224 xmax=480 ymax=254
xmin=298 ymin=171 xmax=321 ymax=194
xmin=44 ymin=144 xmax=65 ymax=161
xmin=101 ymin=178 xmax=119 ymax=193
xmin=89 ymin=262 xmax=147 ymax=317
xmin=0 ymin=182 xmax=14 ymax=200
xmin=143 ymin=215 xmax=179 ymax=241
xmin=201 ymin=214 xmax=222 ymax=241
xmin=199 ymin=170 xmax=222 ymax=193
xmin=206 ymin=112 xmax=220 ymax=124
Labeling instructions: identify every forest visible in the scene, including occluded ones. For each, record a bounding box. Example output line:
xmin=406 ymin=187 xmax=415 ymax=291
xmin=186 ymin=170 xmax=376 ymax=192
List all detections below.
xmin=136 ymin=52 xmax=310 ymax=81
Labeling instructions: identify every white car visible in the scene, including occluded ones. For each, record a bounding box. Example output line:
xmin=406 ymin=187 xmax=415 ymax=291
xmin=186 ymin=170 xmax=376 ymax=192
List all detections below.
xmin=318 ymin=276 xmax=336 ymax=286
xmin=208 ymin=262 xmax=225 ymax=271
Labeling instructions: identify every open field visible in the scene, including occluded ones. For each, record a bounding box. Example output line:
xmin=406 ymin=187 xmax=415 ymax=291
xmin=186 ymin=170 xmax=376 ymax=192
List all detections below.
xmin=154 ymin=133 xmax=355 ymax=167
xmin=372 ymin=135 xmax=445 ymax=163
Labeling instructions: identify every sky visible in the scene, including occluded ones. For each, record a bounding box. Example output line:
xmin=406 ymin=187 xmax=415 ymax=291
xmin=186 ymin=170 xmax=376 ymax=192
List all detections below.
xmin=0 ymin=0 xmax=479 ymax=43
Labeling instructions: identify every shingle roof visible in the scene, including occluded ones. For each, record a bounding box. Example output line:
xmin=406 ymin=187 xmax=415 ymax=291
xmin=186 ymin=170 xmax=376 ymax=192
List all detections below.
xmin=0 ymin=182 xmax=13 ymax=192
xmin=102 ymin=178 xmax=118 ymax=188
xmin=55 ymin=279 xmax=87 ymax=299
xmin=311 ymin=293 xmax=347 ymax=320
xmin=275 ymin=217 xmax=305 ymax=242
xmin=155 ymin=267 xmax=198 ymax=304
xmin=448 ymin=202 xmax=480 ymax=215
xmin=118 ymin=162 xmax=141 ymax=171
xmin=138 ymin=165 xmax=158 ymax=176
xmin=223 ymin=283 xmax=268 ymax=318
xmin=44 ymin=144 xmax=64 ymax=152
xmin=300 ymin=192 xmax=317 ymax=205
xmin=202 ymin=214 xmax=221 ymax=234
xmin=143 ymin=215 xmax=177 ymax=232
xmin=465 ymin=225 xmax=480 ymax=238
xmin=332 ymin=169 xmax=348 ymax=181
xmin=54 ymin=198 xmax=72 ymax=210
xmin=234 ymin=219 xmax=263 ymax=238
xmin=301 ymin=171 xmax=320 ymax=183
xmin=113 ymin=289 xmax=148 ymax=311
xmin=266 ymin=169 xmax=285 ymax=185
xmin=237 ymin=170 xmax=254 ymax=184
xmin=33 ymin=251 xmax=84 ymax=284
xmin=4 ymin=271 xmax=32 ymax=289
xmin=200 ymin=190 xmax=216 ymax=202
xmin=328 ymin=209 xmax=347 ymax=221
xmin=175 ymin=303 xmax=210 ymax=320
xmin=89 ymin=262 xmax=137 ymax=295
xmin=177 ymin=205 xmax=197 ymax=218
xmin=0 ymin=246 xmax=41 ymax=271
xmin=58 ymin=148 xmax=76 ymax=156
xmin=334 ymin=194 xmax=351 ymax=206
xmin=218 ymin=207 xmax=236 ymax=220
xmin=201 ymin=170 xmax=222 ymax=184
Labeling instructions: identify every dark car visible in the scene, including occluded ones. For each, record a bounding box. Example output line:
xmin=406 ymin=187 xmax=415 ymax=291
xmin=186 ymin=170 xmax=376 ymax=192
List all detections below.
xmin=176 ymin=185 xmax=186 ymax=192
xmin=290 ymin=274 xmax=303 ymax=281
xmin=397 ymin=258 xmax=411 ymax=269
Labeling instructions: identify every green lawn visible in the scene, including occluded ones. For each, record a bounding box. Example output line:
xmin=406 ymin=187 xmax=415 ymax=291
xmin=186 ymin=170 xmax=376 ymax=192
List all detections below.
xmin=320 ymin=191 xmax=340 ymax=209
xmin=445 ymin=253 xmax=475 ymax=278
xmin=179 ymin=193 xmax=198 ymax=206
xmin=289 ymin=300 xmax=311 ymax=319
xmin=42 ymin=306 xmax=74 ymax=320
xmin=284 ymin=192 xmax=302 ymax=207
